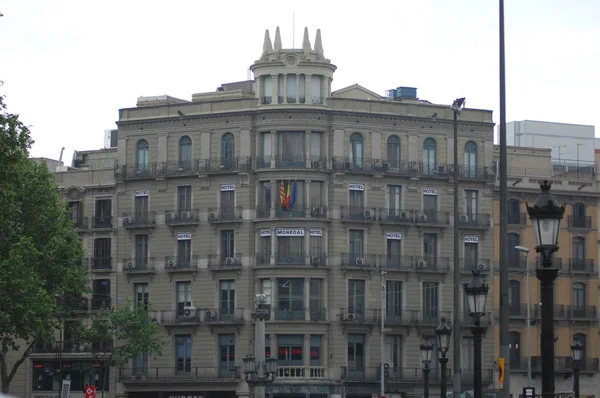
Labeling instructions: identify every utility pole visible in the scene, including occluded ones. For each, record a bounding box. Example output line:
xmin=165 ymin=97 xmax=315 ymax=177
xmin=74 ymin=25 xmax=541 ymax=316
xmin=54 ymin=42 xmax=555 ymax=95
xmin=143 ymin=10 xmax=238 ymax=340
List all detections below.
xmin=380 ymin=270 xmax=387 ymax=397
xmin=498 ymin=0 xmax=511 ymax=397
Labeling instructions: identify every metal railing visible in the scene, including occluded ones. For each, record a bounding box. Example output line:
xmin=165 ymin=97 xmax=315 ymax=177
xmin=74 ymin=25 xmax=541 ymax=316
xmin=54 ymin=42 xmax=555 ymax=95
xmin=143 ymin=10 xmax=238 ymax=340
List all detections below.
xmin=340 ymin=253 xmax=378 ymax=268
xmin=566 ymin=305 xmax=597 ymax=320
xmin=413 ymin=256 xmax=450 ymax=271
xmin=118 ymin=367 xmax=241 ymax=381
xmin=379 ymin=255 xmax=413 ymax=271
xmin=160 ymin=309 xmax=201 ymax=324
xmin=92 ymin=216 xmax=112 ymax=228
xmin=568 ymin=215 xmax=592 ymax=229
xmin=457 ymin=213 xmax=491 ymax=228
xmin=339 ymin=308 xmax=379 ymax=323
xmin=208 ymin=254 xmax=242 ymax=269
xmin=379 ymin=208 xmax=414 ymax=224
xmin=202 ymin=308 xmax=244 ymax=323
xmin=73 ymin=217 xmax=88 ymax=230
xmin=123 ymin=258 xmax=155 ymax=272
xmin=91 ymin=257 xmax=112 ymax=271
xmin=507 ymin=212 xmax=527 ymax=225
xmin=461 ymin=258 xmax=492 ymax=273
xmin=165 ymin=209 xmax=200 ymax=225
xmin=415 ymin=210 xmax=450 ymax=225
xmin=340 ymin=206 xmax=379 ymax=221
xmin=165 ymin=256 xmax=199 ymax=270
xmin=122 ymin=212 xmax=156 ymax=228
xmin=567 ymin=258 xmax=596 ymax=273
xmin=275 ymin=252 xmax=306 ymax=265
xmin=207 ymin=207 xmax=243 ymax=223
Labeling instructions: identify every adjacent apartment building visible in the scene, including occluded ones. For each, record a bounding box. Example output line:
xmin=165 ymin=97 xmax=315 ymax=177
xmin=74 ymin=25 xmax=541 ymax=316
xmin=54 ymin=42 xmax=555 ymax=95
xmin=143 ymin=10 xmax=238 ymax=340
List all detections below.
xmin=492 ymin=146 xmax=600 ymax=397
xmin=12 ymin=27 xmax=498 ymax=398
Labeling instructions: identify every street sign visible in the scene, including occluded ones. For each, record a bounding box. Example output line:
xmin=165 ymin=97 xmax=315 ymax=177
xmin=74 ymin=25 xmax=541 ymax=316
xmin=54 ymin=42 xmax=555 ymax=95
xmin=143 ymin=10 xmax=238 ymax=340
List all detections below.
xmin=61 ymin=380 xmax=71 ymax=398
xmin=85 ymin=385 xmax=97 ymax=398
xmin=523 ymin=387 xmax=535 ymax=398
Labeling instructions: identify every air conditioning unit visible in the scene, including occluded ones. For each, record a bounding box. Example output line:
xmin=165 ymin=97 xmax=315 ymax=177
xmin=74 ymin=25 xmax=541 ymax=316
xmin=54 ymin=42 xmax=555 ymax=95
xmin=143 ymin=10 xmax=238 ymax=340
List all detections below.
xmin=204 ymin=310 xmax=217 ymax=322
xmin=343 ymin=313 xmax=356 ymax=321
xmin=364 ymin=209 xmax=373 ymax=219
xmin=417 ymin=213 xmax=428 ymax=222
xmin=165 ymin=212 xmax=174 ymax=221
xmin=311 ymin=257 xmax=323 ymax=265
xmin=355 ymin=258 xmax=365 ymax=266
xmin=438 ymin=165 xmax=447 ymax=174
xmin=460 ymin=215 xmax=468 ymax=223
xmin=123 ymin=217 xmax=130 ymax=224
xmin=208 ymin=213 xmax=217 ymax=221
xmin=399 ymin=211 xmax=408 ymax=219
xmin=225 ymin=257 xmax=237 ymax=265
xmin=312 ymin=206 xmax=325 ymax=218
xmin=416 ymin=260 xmax=427 ymax=269
xmin=183 ymin=306 xmax=196 ymax=319
xmin=167 ymin=260 xmax=175 ymax=268
xmin=312 ymin=160 xmax=323 ymax=169
xmin=180 ymin=211 xmax=191 ymax=220
xmin=127 ymin=262 xmax=134 ymax=269
xmin=477 ymin=263 xmax=486 ymax=271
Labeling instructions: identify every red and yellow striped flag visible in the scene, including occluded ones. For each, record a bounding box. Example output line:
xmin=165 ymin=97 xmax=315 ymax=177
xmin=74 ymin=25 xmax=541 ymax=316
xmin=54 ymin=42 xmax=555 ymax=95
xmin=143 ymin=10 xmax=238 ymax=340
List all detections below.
xmin=280 ymin=180 xmax=287 ymax=207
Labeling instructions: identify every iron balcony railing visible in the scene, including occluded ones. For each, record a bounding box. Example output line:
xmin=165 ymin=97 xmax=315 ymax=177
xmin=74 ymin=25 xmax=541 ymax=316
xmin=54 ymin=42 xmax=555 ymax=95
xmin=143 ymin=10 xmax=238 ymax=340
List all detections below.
xmin=123 ymin=257 xmax=155 ymax=272
xmin=379 ymin=255 xmax=413 ymax=271
xmin=415 ymin=210 xmax=450 ymax=225
xmin=383 ymin=309 xmax=420 ymax=325
xmin=342 ymin=366 xmax=456 ymax=383
xmin=457 ymin=213 xmax=491 ymax=228
xmin=567 ymin=258 xmax=596 ymax=273
xmin=91 ymin=296 xmax=111 ymax=311
xmin=379 ymin=208 xmax=414 ymax=224
xmin=275 ymin=252 xmax=306 ymax=265
xmin=567 ymin=215 xmax=592 ymax=229
xmin=340 ymin=206 xmax=379 ymax=222
xmin=202 ymin=308 xmax=244 ymax=323
xmin=165 ymin=209 xmax=200 ymax=226
xmin=341 ymin=253 xmax=378 ymax=268
xmin=274 ymin=308 xmax=307 ymax=321
xmin=275 ymin=206 xmax=306 ymax=218
xmin=73 ymin=217 xmax=88 ymax=230
xmin=115 ymin=158 xmax=252 ymax=179
xmin=92 ymin=216 xmax=112 ymax=229
xmin=207 ymin=207 xmax=243 ymax=223
xmin=32 ymin=341 xmax=112 ymax=354
xmin=118 ymin=366 xmax=241 ymax=382
xmin=413 ymin=256 xmax=450 ymax=272
xmin=165 ymin=256 xmax=199 ymax=270
xmin=56 ymin=295 xmax=89 ymax=314
xmin=339 ymin=308 xmax=379 ymax=323
xmin=507 ymin=212 xmax=527 ymax=225
xmin=462 ymin=311 xmax=493 ymax=326
xmin=208 ymin=254 xmax=242 ymax=269
xmin=511 ymin=356 xmax=600 ymax=372
xmin=91 ymin=257 xmax=112 ymax=271
xmin=449 ymin=165 xmax=495 ymax=182
xmin=566 ymin=305 xmax=597 ymax=320
xmin=122 ymin=212 xmax=156 ymax=228
xmin=160 ymin=309 xmax=201 ymax=324
xmin=461 ymin=258 xmax=492 ymax=273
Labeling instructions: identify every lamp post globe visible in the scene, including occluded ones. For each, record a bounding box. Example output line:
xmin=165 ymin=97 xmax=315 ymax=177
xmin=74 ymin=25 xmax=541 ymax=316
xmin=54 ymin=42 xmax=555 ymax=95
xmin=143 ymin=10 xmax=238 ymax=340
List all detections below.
xmin=526 ymin=180 xmax=565 ymax=256
xmin=420 ymin=339 xmax=434 ymax=364
xmin=465 ymin=271 xmax=489 ymax=321
xmin=571 ymin=339 xmax=584 ymax=361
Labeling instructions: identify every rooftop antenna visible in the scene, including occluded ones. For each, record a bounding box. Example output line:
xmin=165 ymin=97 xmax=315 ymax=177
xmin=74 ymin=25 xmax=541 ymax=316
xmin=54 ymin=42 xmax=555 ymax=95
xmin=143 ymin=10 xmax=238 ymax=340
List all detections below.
xmin=58 ymin=147 xmax=65 ymax=164
xmin=292 ymin=11 xmax=295 ymax=48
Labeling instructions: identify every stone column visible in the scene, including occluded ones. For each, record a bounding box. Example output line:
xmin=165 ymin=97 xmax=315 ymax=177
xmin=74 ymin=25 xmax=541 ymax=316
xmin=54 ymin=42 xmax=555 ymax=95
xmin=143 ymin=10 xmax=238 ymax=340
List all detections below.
xmin=272 ymin=75 xmax=279 ymax=104
xmin=304 ymin=277 xmax=311 ymax=320
xmin=256 ymin=75 xmax=262 ymax=102
xmin=305 ymin=74 xmax=312 ymax=103
xmin=270 ymin=278 xmax=276 ymax=319
xmin=283 ymin=75 xmax=288 ymax=103
xmin=296 ymin=74 xmax=300 ymax=103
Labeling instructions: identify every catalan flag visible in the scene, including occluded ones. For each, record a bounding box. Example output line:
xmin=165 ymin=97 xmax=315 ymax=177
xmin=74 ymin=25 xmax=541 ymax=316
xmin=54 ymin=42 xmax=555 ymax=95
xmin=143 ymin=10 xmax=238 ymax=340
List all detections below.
xmin=280 ymin=180 xmax=287 ymax=209
xmin=285 ymin=180 xmax=292 ymax=210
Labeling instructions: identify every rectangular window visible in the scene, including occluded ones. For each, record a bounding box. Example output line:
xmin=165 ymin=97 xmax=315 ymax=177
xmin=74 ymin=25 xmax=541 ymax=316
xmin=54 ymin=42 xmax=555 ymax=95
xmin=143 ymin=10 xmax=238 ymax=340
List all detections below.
xmin=261 ymin=279 xmax=272 ymax=304
xmin=464 ymin=242 xmax=478 ymax=270
xmin=177 ymin=239 xmax=191 ymax=268
xmin=286 ymin=74 xmax=297 ymax=103
xmin=134 ymin=283 xmax=149 ymax=310
xmin=220 ymin=280 xmax=235 ymax=319
xmin=310 ymin=132 xmax=323 ymax=161
xmin=258 ymin=181 xmax=272 ymax=216
xmin=311 ymin=76 xmax=322 ymax=104
xmin=277 ymin=334 xmax=303 ymax=365
xmin=221 ymin=230 xmax=235 ymax=259
xmin=277 ymin=278 xmax=304 ymax=320
xmin=93 ymin=238 xmax=111 ymax=270
xmin=422 ymin=282 xmax=439 ymax=322
xmin=310 ymin=233 xmax=323 ymax=258
xmin=134 ymin=196 xmax=149 ymax=220
xmin=175 ymin=281 xmax=192 ymax=315
xmin=384 ymin=335 xmax=403 ymax=374
xmin=349 ymin=230 xmax=364 ymax=263
xmin=263 ymin=77 xmax=272 ymax=103
xmin=94 ymin=199 xmax=112 ymax=227
xmin=298 ymin=75 xmax=306 ymax=103
xmin=68 ymin=201 xmax=83 ymax=226
xmin=465 ymin=190 xmax=478 ymax=219
xmin=261 ymin=132 xmax=271 ymax=166
xmin=349 ymin=190 xmax=364 ymax=215
xmin=347 ymin=333 xmax=365 ymax=374
xmin=348 ymin=279 xmax=365 ymax=318
xmin=265 ymin=335 xmax=271 ymax=358
xmin=423 ymin=194 xmax=437 ymax=219
xmin=220 ymin=190 xmax=235 ymax=218
xmin=386 ymin=281 xmax=403 ymax=321
xmin=423 ymin=233 xmax=437 ymax=265
xmin=277 ymin=235 xmax=305 ymax=264
xmin=175 ymin=335 xmax=192 ymax=373
xmin=92 ymin=279 xmax=111 ymax=310
xmin=310 ymin=335 xmax=322 ymax=366
xmin=387 ymin=185 xmax=402 ymax=215
xmin=277 ymin=180 xmax=305 ymax=216
xmin=133 ymin=353 xmax=148 ymax=375
xmin=219 ymin=334 xmax=235 ymax=377
xmin=387 ymin=238 xmax=401 ymax=267
xmin=135 ymin=234 xmax=148 ymax=269
xmin=33 ymin=361 xmax=108 ymax=392
xmin=177 ymin=186 xmax=192 ymax=212
xmin=310 ymin=181 xmax=323 ymax=207
xmin=277 ymin=132 xmax=305 ymax=165
xmin=259 ymin=234 xmax=271 ymax=265
xmin=310 ymin=279 xmax=323 ymax=320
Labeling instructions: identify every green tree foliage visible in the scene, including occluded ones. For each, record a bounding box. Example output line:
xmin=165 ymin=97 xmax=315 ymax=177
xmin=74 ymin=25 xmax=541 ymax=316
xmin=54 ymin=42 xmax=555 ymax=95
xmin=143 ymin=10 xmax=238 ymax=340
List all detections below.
xmin=0 ymin=83 xmax=88 ymax=393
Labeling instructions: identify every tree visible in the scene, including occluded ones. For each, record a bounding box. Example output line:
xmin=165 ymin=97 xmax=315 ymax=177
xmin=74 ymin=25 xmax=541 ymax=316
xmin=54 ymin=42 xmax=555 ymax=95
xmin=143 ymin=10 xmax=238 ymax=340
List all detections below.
xmin=0 ymin=83 xmax=89 ymax=393
xmin=82 ymin=304 xmax=164 ymax=397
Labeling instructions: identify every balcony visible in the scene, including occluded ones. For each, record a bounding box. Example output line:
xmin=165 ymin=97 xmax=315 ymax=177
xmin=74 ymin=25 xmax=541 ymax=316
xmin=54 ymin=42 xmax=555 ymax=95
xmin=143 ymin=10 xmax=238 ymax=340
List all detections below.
xmin=275 ymin=308 xmax=306 ymax=321
xmin=165 ymin=209 xmax=200 ymax=226
xmin=504 ymin=254 xmax=528 ymax=270
xmin=275 ymin=207 xmax=306 ymax=218
xmin=207 ymin=207 xmax=243 ymax=223
xmin=115 ymin=163 xmax=161 ymax=179
xmin=379 ymin=255 xmax=412 ymax=272
xmin=122 ymin=212 xmax=156 ymax=229
xmin=414 ymin=210 xmax=450 ymax=226
xmin=91 ymin=296 xmax=111 ymax=311
xmin=507 ymin=212 xmax=527 ymax=226
xmin=566 ymin=258 xmax=596 ymax=273
xmin=341 ymin=253 xmax=378 ymax=268
xmin=160 ymin=309 xmax=201 ymax=325
xmin=462 ymin=311 xmax=493 ymax=326
xmin=208 ymin=254 xmax=242 ymax=270
xmin=535 ymin=256 xmax=564 ymax=269
xmin=332 ymin=158 xmax=388 ymax=174
xmin=453 ymin=165 xmax=495 ymax=182
xmin=508 ymin=303 xmax=532 ymax=318
xmin=340 ymin=206 xmax=378 ymax=223
xmin=510 ymin=356 xmax=599 ymax=373
xmin=123 ymin=258 xmax=156 ymax=273
xmin=276 ymin=366 xmax=327 ymax=379
xmin=57 ymin=296 xmax=89 ymax=315
xmin=275 ymin=252 xmax=306 ymax=266
xmin=158 ymin=161 xmax=198 ymax=177
xmin=165 ymin=256 xmax=199 ymax=272
xmin=460 ymin=258 xmax=492 ymax=274
xmin=118 ymin=367 xmax=241 ymax=383
xmin=384 ymin=309 xmax=419 ymax=326
xmin=202 ymin=308 xmax=244 ymax=323
xmin=457 ymin=213 xmax=490 ymax=229
xmin=90 ymin=257 xmax=112 ymax=272
xmin=419 ymin=311 xmax=452 ymax=326
xmin=92 ymin=216 xmax=112 ymax=229
xmin=73 ymin=217 xmax=88 ymax=231
xmin=339 ymin=308 xmax=378 ymax=323
xmin=567 ymin=215 xmax=592 ymax=229
xmin=379 ymin=208 xmax=414 ymax=225
xmin=195 ymin=157 xmax=252 ymax=174
xmin=343 ymin=366 xmax=454 ymax=383
xmin=274 ymin=155 xmax=307 ymax=168
xmin=31 ymin=341 xmax=112 ymax=355
xmin=413 ymin=256 xmax=450 ymax=272
xmin=566 ymin=305 xmax=597 ymax=321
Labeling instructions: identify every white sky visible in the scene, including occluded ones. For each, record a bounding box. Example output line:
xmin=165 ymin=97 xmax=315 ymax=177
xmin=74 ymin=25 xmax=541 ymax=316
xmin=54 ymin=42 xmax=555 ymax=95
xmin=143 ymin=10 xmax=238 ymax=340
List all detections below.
xmin=1 ymin=0 xmax=598 ymax=163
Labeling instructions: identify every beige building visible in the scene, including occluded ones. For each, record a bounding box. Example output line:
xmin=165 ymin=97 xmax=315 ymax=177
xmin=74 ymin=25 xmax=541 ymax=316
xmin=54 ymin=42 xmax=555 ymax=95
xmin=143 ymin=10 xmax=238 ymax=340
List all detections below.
xmin=13 ymin=27 xmax=499 ymax=398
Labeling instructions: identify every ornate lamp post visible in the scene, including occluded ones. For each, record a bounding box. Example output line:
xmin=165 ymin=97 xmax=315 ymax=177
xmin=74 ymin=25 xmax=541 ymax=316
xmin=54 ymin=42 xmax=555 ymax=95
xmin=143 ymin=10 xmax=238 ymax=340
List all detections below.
xmin=436 ymin=317 xmax=452 ymax=398
xmin=420 ymin=338 xmax=434 ymax=398
xmin=526 ymin=180 xmax=565 ymax=398
xmin=570 ymin=339 xmax=583 ymax=398
xmin=243 ymin=294 xmax=277 ymax=398
xmin=465 ymin=271 xmax=489 ymax=398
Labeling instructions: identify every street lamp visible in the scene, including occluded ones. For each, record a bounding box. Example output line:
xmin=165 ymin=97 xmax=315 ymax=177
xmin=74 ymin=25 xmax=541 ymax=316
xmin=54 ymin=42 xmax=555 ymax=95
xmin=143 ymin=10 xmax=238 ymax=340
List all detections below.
xmin=436 ymin=317 xmax=452 ymax=398
xmin=465 ymin=271 xmax=489 ymax=398
xmin=570 ymin=339 xmax=583 ymax=398
xmin=420 ymin=338 xmax=434 ymax=398
xmin=244 ymin=293 xmax=276 ymax=398
xmin=526 ymin=180 xmax=565 ymax=398
xmin=515 ymin=245 xmax=532 ymax=387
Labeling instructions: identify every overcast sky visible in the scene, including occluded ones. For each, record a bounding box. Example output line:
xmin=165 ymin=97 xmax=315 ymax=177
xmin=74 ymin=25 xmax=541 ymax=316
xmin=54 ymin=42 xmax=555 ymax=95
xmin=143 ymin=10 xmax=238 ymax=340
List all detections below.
xmin=1 ymin=0 xmax=598 ymax=163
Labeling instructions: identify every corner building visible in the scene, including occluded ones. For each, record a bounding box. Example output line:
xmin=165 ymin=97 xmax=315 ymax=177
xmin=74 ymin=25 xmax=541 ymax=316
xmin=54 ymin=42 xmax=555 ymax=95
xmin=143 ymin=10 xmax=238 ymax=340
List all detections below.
xmin=19 ymin=27 xmax=499 ymax=398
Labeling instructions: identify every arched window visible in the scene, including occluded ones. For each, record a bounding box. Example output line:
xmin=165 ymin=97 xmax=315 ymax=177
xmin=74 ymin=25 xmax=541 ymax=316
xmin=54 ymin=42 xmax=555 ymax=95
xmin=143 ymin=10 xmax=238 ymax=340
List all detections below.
xmin=423 ymin=138 xmax=437 ymax=174
xmin=509 ymin=331 xmax=521 ymax=369
xmin=136 ymin=139 xmax=149 ymax=171
xmin=387 ymin=135 xmax=401 ymax=169
xmin=572 ymin=202 xmax=587 ymax=228
xmin=508 ymin=280 xmax=521 ymax=315
xmin=572 ymin=236 xmax=586 ymax=271
xmin=573 ymin=333 xmax=586 ymax=364
xmin=508 ymin=199 xmax=522 ymax=224
xmin=179 ymin=136 xmax=192 ymax=170
xmin=349 ymin=133 xmax=364 ymax=168
xmin=464 ymin=141 xmax=478 ymax=178
xmin=507 ymin=233 xmax=521 ymax=268
xmin=573 ymin=282 xmax=586 ymax=308
xmin=221 ymin=133 xmax=235 ymax=168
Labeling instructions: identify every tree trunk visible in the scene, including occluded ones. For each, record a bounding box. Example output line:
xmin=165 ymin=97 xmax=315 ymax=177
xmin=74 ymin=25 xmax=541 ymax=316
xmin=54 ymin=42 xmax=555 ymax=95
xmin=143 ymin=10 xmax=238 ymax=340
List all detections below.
xmin=0 ymin=342 xmax=34 ymax=394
